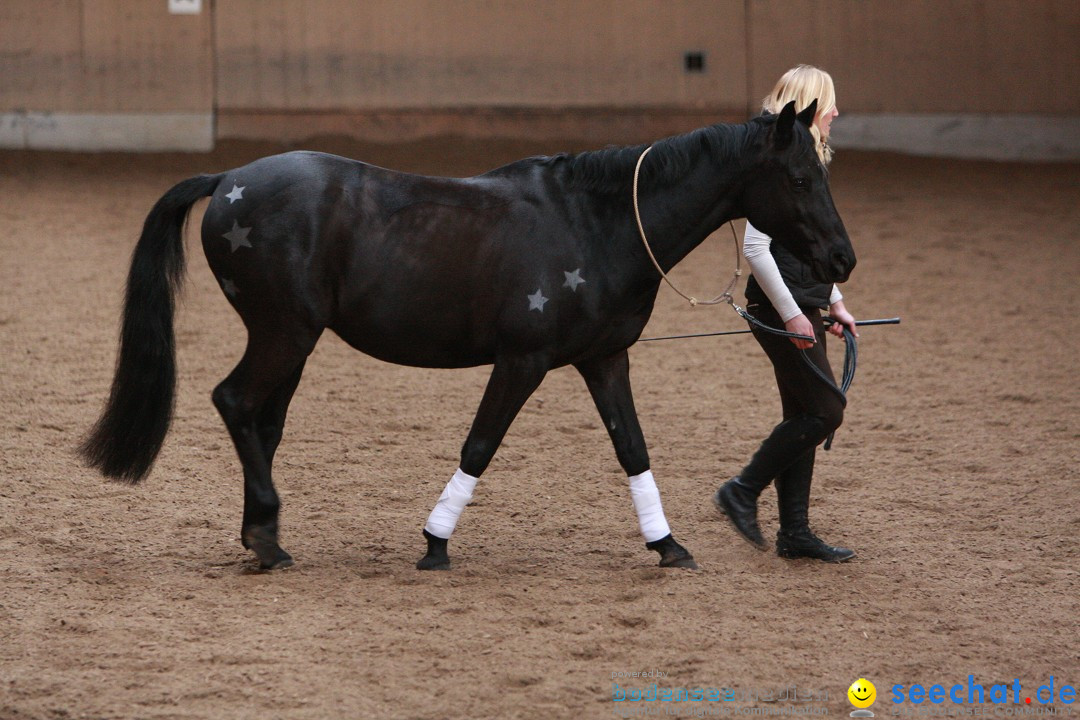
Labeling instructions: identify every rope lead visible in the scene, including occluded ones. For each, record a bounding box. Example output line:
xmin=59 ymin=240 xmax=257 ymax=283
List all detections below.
xmin=633 ymin=146 xmax=741 ymax=307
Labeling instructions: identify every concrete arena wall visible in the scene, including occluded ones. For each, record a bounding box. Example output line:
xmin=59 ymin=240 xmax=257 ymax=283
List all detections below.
xmin=1 ymin=0 xmax=1077 ymax=157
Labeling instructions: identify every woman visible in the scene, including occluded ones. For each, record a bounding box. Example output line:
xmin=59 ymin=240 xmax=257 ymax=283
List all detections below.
xmin=715 ymin=65 xmax=858 ymax=562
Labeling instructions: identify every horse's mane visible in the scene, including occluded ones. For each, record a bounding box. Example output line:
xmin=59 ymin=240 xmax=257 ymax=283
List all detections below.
xmin=558 ymin=117 xmax=767 ymax=194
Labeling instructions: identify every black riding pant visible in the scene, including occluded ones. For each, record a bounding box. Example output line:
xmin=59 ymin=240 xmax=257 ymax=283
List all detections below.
xmin=740 ymin=303 xmax=845 ymax=489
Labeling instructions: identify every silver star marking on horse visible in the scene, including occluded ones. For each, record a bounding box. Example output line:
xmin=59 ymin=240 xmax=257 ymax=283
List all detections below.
xmin=220 ymin=277 xmax=238 ymax=297
xmin=222 ymin=221 xmax=252 ymax=252
xmin=527 ymin=289 xmax=549 ymax=312
xmin=225 ymin=184 xmax=245 ymax=204
xmin=563 ymin=268 xmax=586 ymax=292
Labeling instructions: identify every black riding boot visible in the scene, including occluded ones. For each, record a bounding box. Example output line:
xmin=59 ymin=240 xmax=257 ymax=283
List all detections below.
xmin=774 ymin=448 xmax=855 ymax=563
xmin=714 ymin=415 xmax=827 ymax=549
xmin=713 ymin=475 xmax=769 ymax=548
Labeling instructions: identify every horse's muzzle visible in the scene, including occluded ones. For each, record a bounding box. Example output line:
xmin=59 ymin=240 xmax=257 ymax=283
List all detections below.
xmin=812 ymin=248 xmax=856 ymax=284
xmin=830 ymin=248 xmax=856 ymax=283
xmin=813 ymin=244 xmax=854 ymax=283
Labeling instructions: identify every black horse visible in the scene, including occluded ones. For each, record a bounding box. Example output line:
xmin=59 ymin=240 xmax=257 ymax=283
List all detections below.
xmin=81 ymin=100 xmax=854 ymax=571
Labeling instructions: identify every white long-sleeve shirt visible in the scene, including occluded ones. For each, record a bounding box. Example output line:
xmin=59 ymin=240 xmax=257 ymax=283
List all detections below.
xmin=743 ymin=220 xmax=842 ymax=322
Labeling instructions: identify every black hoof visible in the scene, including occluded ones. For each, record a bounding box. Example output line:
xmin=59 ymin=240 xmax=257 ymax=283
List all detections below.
xmin=646 ymin=534 xmax=699 ymax=570
xmin=416 ymin=529 xmax=451 ymax=571
xmin=713 ymin=479 xmax=768 ymax=550
xmin=249 ymin=543 xmax=293 ymax=570
xmin=259 ymin=552 xmax=295 ymax=571
xmin=242 ymin=526 xmax=294 ymax=570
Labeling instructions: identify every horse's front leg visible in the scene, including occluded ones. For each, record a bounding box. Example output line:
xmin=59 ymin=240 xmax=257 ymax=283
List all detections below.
xmin=576 ymin=350 xmax=698 ymax=569
xmin=417 ymin=352 xmax=549 ymax=570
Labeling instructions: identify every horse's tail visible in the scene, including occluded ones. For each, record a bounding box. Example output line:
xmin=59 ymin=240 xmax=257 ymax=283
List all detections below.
xmin=80 ymin=173 xmax=223 ymax=483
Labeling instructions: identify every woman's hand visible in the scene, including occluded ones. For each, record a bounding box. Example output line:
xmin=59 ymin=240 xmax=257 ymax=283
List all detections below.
xmin=784 ymin=313 xmax=816 ymax=349
xmin=827 ymin=300 xmax=858 ymax=338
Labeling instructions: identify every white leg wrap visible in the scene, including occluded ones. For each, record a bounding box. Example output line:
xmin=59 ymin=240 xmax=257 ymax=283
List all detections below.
xmin=628 ymin=470 xmax=671 ymax=543
xmin=424 ymin=468 xmax=478 ymax=540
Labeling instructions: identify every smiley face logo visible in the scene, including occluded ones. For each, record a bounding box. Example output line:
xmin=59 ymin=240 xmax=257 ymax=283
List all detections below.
xmin=848 ymin=678 xmax=877 ymax=709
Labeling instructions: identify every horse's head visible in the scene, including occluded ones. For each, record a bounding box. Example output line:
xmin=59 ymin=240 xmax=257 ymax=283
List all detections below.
xmin=742 ymin=100 xmax=856 ymax=284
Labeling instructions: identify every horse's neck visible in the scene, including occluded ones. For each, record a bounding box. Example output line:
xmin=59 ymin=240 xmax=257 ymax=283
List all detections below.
xmin=638 ymin=158 xmax=745 ymax=273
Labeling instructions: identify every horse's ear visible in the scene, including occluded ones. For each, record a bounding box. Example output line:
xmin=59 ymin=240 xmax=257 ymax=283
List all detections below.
xmin=775 ymin=100 xmax=797 ymax=147
xmin=797 ymin=99 xmax=818 ymax=127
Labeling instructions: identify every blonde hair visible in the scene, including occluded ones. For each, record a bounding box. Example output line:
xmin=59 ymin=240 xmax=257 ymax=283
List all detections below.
xmin=763 ymin=65 xmax=836 ymax=164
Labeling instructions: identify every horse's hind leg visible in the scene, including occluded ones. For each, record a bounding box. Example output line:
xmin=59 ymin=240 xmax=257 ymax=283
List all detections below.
xmin=241 ymin=360 xmax=307 ymax=560
xmin=417 ymin=353 xmax=549 ymax=570
xmin=575 ymin=351 xmax=697 ymax=569
xmin=213 ymin=333 xmax=316 ymax=570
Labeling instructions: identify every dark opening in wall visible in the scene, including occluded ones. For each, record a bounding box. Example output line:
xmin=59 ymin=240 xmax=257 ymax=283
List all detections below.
xmin=684 ymin=51 xmax=705 ymax=73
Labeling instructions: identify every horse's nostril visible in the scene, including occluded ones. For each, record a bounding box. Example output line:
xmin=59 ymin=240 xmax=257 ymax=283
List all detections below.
xmin=832 ymin=250 xmax=854 ymax=273
xmin=827 ymin=249 xmax=855 ymax=282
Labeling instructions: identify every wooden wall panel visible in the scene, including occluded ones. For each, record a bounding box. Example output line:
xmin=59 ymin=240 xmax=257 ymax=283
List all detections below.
xmin=1 ymin=0 xmax=1075 ymax=151
xmin=0 ymin=0 xmax=212 ymax=113
xmin=0 ymin=1 xmax=82 ymax=111
xmin=748 ymin=0 xmax=1080 ymax=115
xmin=215 ymin=0 xmax=746 ymax=112
xmin=4 ymin=1 xmax=1075 ymax=117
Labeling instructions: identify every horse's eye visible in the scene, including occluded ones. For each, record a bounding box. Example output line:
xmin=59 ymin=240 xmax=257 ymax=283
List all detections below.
xmin=792 ymin=177 xmax=809 ymax=191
